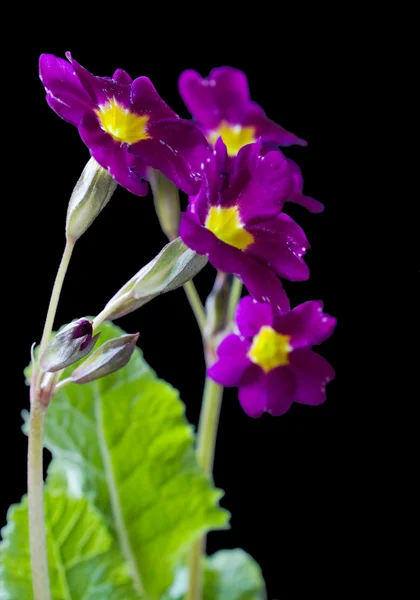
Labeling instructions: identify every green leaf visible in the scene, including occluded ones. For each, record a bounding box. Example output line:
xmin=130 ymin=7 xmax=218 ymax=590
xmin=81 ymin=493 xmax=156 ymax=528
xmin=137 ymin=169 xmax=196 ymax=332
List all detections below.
xmin=164 ymin=549 xmax=266 ymax=600
xmin=0 ymin=491 xmax=139 ymax=600
xmin=28 ymin=321 xmax=229 ymax=598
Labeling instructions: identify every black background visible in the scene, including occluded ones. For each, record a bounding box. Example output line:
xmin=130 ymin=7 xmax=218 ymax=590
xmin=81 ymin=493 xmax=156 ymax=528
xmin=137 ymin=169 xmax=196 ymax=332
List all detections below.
xmin=3 ymin=18 xmax=338 ymax=599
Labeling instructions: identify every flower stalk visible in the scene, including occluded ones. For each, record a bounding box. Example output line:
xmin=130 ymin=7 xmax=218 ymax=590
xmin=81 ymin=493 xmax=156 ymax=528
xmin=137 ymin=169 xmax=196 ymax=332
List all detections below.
xmin=38 ymin=239 xmax=75 ymax=360
xmin=27 ymin=379 xmax=51 ymax=600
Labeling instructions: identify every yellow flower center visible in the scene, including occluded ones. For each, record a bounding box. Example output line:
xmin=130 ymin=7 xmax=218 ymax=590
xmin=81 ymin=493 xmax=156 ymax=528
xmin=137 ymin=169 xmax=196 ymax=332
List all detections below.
xmin=205 ymin=205 xmax=254 ymax=250
xmin=208 ymin=121 xmax=256 ymax=157
xmin=248 ymin=326 xmax=292 ymax=373
xmin=95 ymin=97 xmax=151 ymax=144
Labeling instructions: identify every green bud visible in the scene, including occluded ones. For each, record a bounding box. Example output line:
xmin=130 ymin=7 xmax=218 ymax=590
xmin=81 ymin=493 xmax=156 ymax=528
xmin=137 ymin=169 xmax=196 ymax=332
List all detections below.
xmin=105 ymin=237 xmax=208 ymax=320
xmin=66 ymin=157 xmax=117 ymax=242
xmin=204 ymin=272 xmax=232 ymax=339
xmin=149 ymin=168 xmax=181 ymax=241
xmin=71 ymin=333 xmax=139 ymax=384
xmin=39 ymin=319 xmax=100 ymax=373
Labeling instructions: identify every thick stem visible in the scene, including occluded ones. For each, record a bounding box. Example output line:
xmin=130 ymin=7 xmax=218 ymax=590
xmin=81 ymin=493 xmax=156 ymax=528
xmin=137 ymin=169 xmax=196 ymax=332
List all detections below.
xmin=227 ymin=277 xmax=243 ymax=323
xmin=38 ymin=239 xmax=75 ymax=359
xmin=196 ymin=378 xmax=224 ymax=473
xmin=187 ymin=274 xmax=242 ymax=598
xmin=28 ymin=392 xmax=51 ymax=600
xmin=187 ymin=378 xmax=224 ymax=600
xmin=183 ymin=280 xmax=206 ymax=332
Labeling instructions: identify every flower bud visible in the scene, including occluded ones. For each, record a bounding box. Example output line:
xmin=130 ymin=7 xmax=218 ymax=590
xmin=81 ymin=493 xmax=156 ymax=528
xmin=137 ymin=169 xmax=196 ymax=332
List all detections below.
xmin=204 ymin=272 xmax=232 ymax=339
xmin=104 ymin=237 xmax=208 ymax=320
xmin=66 ymin=157 xmax=117 ymax=242
xmin=39 ymin=319 xmax=100 ymax=372
xmin=71 ymin=333 xmax=139 ymax=384
xmin=148 ymin=168 xmax=181 ymax=241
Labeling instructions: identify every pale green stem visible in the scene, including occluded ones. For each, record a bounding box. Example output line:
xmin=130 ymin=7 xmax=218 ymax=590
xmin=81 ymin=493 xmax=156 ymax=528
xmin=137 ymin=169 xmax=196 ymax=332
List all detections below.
xmin=38 ymin=239 xmax=75 ymax=359
xmin=53 ymin=377 xmax=72 ymax=394
xmin=183 ymin=280 xmax=206 ymax=332
xmin=28 ymin=393 xmax=51 ymax=600
xmin=227 ymin=277 xmax=243 ymax=323
xmin=91 ymin=291 xmax=133 ymax=331
xmin=187 ymin=378 xmax=224 ymax=600
xmin=187 ymin=275 xmax=242 ymax=599
xmin=28 ymin=238 xmax=75 ymax=599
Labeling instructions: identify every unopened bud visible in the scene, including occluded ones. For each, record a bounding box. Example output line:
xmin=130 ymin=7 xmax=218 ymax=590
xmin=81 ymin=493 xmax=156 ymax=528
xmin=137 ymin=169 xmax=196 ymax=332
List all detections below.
xmin=71 ymin=333 xmax=139 ymax=384
xmin=66 ymin=157 xmax=117 ymax=242
xmin=105 ymin=237 xmax=208 ymax=320
xmin=149 ymin=168 xmax=181 ymax=241
xmin=39 ymin=319 xmax=100 ymax=372
xmin=204 ymin=272 xmax=232 ymax=339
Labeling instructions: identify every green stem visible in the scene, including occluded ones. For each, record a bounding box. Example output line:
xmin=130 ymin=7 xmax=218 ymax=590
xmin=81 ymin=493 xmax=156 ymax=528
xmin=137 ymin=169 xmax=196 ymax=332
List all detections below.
xmin=38 ymin=239 xmax=75 ymax=359
xmin=53 ymin=376 xmax=72 ymax=394
xmin=183 ymin=280 xmax=206 ymax=331
xmin=187 ymin=378 xmax=224 ymax=600
xmin=28 ymin=393 xmax=51 ymax=600
xmin=196 ymin=378 xmax=224 ymax=473
xmin=91 ymin=290 xmax=133 ymax=332
xmin=227 ymin=277 xmax=243 ymax=323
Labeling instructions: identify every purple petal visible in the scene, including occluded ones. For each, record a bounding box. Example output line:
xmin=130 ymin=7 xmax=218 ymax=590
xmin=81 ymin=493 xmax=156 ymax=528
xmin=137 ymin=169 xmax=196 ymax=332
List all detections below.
xmin=207 ymin=334 xmax=251 ymax=386
xmin=66 ymin=52 xmax=131 ymax=107
xmin=246 ymin=233 xmax=310 ymax=282
xmin=180 ymin=211 xmax=216 ymax=255
xmin=179 ymin=67 xmax=250 ymax=128
xmin=274 ymin=301 xmax=337 ymax=348
xmin=238 ymin=364 xmax=296 ymax=418
xmin=289 ymin=193 xmax=324 ymax=213
xmin=39 ymin=54 xmax=92 ymax=126
xmin=207 ymin=240 xmax=291 ymax=311
xmin=223 ymin=143 xmax=293 ymax=224
xmin=112 ymin=68 xmax=133 ymax=85
xmin=244 ymin=104 xmax=307 ymax=147
xmin=289 ymin=349 xmax=335 ymax=406
xmin=79 ymin=113 xmax=149 ymax=196
xmin=247 ymin=213 xmax=310 ymax=281
xmin=189 ymin=139 xmax=229 ymax=224
xmin=251 ymin=212 xmax=310 ymax=248
xmin=235 ymin=296 xmax=273 ymax=338
xmin=131 ymin=76 xmax=177 ymax=120
xmin=237 ymin=365 xmax=266 ymax=418
xmin=131 ymin=118 xmax=209 ymax=195
xmin=287 ymin=159 xmax=324 ymax=213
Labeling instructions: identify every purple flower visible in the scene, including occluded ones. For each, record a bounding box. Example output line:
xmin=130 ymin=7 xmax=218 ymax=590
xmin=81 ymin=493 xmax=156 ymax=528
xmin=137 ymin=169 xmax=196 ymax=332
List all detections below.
xmin=180 ymin=140 xmax=310 ymax=310
xmin=39 ymin=53 xmax=209 ymax=195
xmin=179 ymin=66 xmax=307 ymax=158
xmin=208 ymin=297 xmax=336 ymax=417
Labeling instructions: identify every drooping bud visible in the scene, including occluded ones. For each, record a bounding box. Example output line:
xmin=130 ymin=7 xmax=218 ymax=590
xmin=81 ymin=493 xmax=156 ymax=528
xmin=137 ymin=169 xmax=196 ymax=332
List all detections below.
xmin=204 ymin=272 xmax=232 ymax=339
xmin=39 ymin=319 xmax=100 ymax=372
xmin=148 ymin=168 xmax=181 ymax=241
xmin=104 ymin=237 xmax=208 ymax=320
xmin=66 ymin=157 xmax=117 ymax=242
xmin=71 ymin=333 xmax=139 ymax=384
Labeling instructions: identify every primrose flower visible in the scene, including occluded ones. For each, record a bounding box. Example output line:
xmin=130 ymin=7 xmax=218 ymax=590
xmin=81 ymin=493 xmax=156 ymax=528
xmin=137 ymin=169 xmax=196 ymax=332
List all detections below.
xmin=179 ymin=66 xmax=306 ymax=159
xmin=180 ymin=140 xmax=310 ymax=310
xmin=39 ymin=53 xmax=209 ymax=195
xmin=208 ymin=297 xmax=336 ymax=417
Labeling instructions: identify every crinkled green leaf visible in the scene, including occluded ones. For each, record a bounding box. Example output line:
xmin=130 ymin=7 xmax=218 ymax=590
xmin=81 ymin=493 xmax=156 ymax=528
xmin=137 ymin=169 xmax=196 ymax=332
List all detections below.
xmin=0 ymin=491 xmax=139 ymax=600
xmin=165 ymin=549 xmax=266 ymax=600
xmin=25 ymin=321 xmax=229 ymax=598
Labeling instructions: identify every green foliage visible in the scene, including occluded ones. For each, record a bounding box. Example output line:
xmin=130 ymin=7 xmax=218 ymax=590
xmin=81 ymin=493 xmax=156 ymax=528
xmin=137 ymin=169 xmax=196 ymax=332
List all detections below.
xmin=165 ymin=549 xmax=266 ymax=600
xmin=24 ymin=322 xmax=228 ymax=598
xmin=3 ymin=321 xmax=266 ymax=598
xmin=0 ymin=492 xmax=139 ymax=600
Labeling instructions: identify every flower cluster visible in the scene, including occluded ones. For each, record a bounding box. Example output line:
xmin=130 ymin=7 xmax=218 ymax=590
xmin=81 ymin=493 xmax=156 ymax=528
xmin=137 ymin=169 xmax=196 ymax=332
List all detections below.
xmin=40 ymin=57 xmax=335 ymax=416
